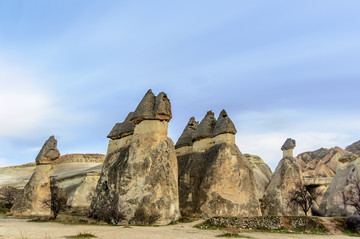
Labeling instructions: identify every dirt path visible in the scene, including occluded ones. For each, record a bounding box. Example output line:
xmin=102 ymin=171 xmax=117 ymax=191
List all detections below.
xmin=0 ymin=218 xmax=352 ymax=239
xmin=319 ymin=217 xmax=344 ymax=235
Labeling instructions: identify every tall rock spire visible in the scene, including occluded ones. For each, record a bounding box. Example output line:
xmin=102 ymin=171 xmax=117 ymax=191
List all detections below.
xmin=192 ymin=111 xmax=216 ymax=142
xmin=175 ymin=117 xmax=198 ymax=149
xmin=212 ymin=109 xmax=237 ymax=137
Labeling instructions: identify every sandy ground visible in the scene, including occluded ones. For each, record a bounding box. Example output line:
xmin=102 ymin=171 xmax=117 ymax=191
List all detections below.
xmin=0 ymin=218 xmax=352 ymax=239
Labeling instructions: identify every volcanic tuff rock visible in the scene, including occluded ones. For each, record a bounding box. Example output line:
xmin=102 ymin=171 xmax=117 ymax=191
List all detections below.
xmin=175 ymin=117 xmax=198 ymax=148
xmin=261 ymin=138 xmax=304 ymax=216
xmin=11 ymin=136 xmax=60 ymax=216
xmin=35 ymin=136 xmax=60 ymax=165
xmin=296 ymin=147 xmax=350 ymax=178
xmin=176 ymin=110 xmax=261 ymax=217
xmin=346 ymin=140 xmax=360 ymax=155
xmin=244 ymin=154 xmax=272 ymax=198
xmin=192 ymin=111 xmax=217 ymax=142
xmin=107 ymin=112 xmax=134 ymax=140
xmin=130 ymin=90 xmax=172 ymax=124
xmin=320 ymin=153 xmax=360 ymax=216
xmin=90 ymin=90 xmax=179 ymax=225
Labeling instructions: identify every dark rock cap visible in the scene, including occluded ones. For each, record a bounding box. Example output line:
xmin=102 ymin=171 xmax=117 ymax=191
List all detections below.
xmin=175 ymin=117 xmax=199 ymax=148
xmin=131 ymin=89 xmax=172 ymax=124
xmin=212 ymin=109 xmax=237 ymax=137
xmin=107 ymin=112 xmax=135 ymax=140
xmin=35 ymin=135 xmax=60 ymax=165
xmin=192 ymin=111 xmax=217 ymax=142
xmin=281 ymin=138 xmax=296 ymax=151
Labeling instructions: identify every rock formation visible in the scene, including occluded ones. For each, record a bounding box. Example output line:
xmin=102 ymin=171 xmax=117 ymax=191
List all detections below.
xmin=90 ymin=90 xmax=179 ymax=225
xmin=176 ymin=110 xmax=261 ymax=218
xmin=11 ymin=136 xmax=60 ymax=216
xmin=346 ymin=140 xmax=360 ymax=155
xmin=296 ymin=147 xmax=350 ymax=178
xmin=262 ymin=138 xmax=304 ymax=216
xmin=320 ymin=153 xmax=360 ymax=216
xmin=244 ymin=154 xmax=272 ymax=198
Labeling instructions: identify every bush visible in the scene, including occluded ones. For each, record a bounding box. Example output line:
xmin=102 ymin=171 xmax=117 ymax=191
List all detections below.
xmin=346 ymin=216 xmax=360 ymax=233
xmin=134 ymin=207 xmax=160 ymax=225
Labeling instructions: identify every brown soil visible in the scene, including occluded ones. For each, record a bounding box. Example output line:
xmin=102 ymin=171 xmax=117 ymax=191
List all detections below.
xmin=0 ymin=218 xmax=352 ymax=239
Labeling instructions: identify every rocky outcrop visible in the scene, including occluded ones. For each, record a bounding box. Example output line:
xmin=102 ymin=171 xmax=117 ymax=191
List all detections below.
xmin=107 ymin=112 xmax=134 ymax=140
xmin=11 ymin=136 xmax=60 ymax=216
xmin=262 ymin=138 xmax=304 ymax=216
xmin=90 ymin=90 xmax=179 ymax=225
xmin=346 ymin=140 xmax=360 ymax=155
xmin=296 ymin=147 xmax=350 ymax=178
xmin=176 ymin=110 xmax=261 ymax=218
xmin=244 ymin=154 xmax=272 ymax=198
xmin=320 ymin=153 xmax=360 ymax=216
xmin=175 ymin=117 xmax=198 ymax=149
xmin=35 ymin=136 xmax=60 ymax=165
xmin=55 ymin=154 xmax=105 ymax=164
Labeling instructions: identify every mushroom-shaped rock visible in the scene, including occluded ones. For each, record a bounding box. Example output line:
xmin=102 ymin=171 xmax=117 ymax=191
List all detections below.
xmin=175 ymin=117 xmax=198 ymax=148
xmin=153 ymin=92 xmax=172 ymax=121
xmin=192 ymin=111 xmax=216 ymax=142
xmin=281 ymin=138 xmax=296 ymax=151
xmin=131 ymin=89 xmax=156 ymax=124
xmin=35 ymin=136 xmax=60 ymax=165
xmin=107 ymin=112 xmax=134 ymax=140
xmin=212 ymin=110 xmax=237 ymax=137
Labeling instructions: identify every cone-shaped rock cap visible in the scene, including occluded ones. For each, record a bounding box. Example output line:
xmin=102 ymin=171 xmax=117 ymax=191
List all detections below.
xmin=131 ymin=89 xmax=172 ymax=124
xmin=175 ymin=117 xmax=199 ymax=148
xmin=212 ymin=110 xmax=237 ymax=137
xmin=107 ymin=112 xmax=135 ymax=140
xmin=35 ymin=135 xmax=60 ymax=165
xmin=192 ymin=111 xmax=216 ymax=142
xmin=281 ymin=138 xmax=296 ymax=151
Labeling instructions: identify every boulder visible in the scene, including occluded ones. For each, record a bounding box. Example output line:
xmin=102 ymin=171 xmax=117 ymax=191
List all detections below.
xmin=244 ymin=154 xmax=272 ymax=198
xmin=177 ymin=110 xmax=261 ymax=218
xmin=320 ymin=154 xmax=360 ymax=216
xmin=262 ymin=138 xmax=304 ymax=216
xmin=90 ymin=90 xmax=179 ymax=225
xmin=11 ymin=136 xmax=60 ymax=216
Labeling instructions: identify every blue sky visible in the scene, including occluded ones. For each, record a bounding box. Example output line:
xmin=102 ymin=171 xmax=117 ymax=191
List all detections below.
xmin=0 ymin=1 xmax=359 ymax=170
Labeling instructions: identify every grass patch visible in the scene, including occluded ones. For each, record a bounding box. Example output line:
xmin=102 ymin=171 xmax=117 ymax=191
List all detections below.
xmin=216 ymin=234 xmax=252 ymax=238
xmin=0 ymin=208 xmax=9 ymax=215
xmin=178 ymin=217 xmax=199 ymax=223
xmin=194 ymin=222 xmax=226 ymax=230
xmin=343 ymin=230 xmax=360 ymax=237
xmin=67 ymin=233 xmax=96 ymax=238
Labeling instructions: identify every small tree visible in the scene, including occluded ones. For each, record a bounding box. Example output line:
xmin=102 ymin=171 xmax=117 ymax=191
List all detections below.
xmin=42 ymin=178 xmax=67 ymax=219
xmin=288 ymin=182 xmax=316 ymax=216
xmin=343 ymin=177 xmax=360 ymax=214
xmin=0 ymin=186 xmax=19 ymax=209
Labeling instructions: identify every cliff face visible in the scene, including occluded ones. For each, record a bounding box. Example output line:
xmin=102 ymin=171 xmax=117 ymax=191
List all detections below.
xmin=320 ymin=154 xmax=360 ymax=216
xmin=346 ymin=140 xmax=360 ymax=155
xmin=90 ymin=90 xmax=179 ymax=225
xmin=296 ymin=147 xmax=350 ymax=178
xmin=244 ymin=154 xmax=272 ymax=199
xmin=176 ymin=110 xmax=261 ymax=218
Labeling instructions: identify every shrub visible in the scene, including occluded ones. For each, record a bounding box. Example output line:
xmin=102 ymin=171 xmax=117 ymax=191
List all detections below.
xmin=346 ymin=215 xmax=360 ymax=233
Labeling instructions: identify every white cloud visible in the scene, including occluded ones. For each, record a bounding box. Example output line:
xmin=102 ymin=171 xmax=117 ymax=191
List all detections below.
xmin=0 ymin=157 xmax=11 ymax=167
